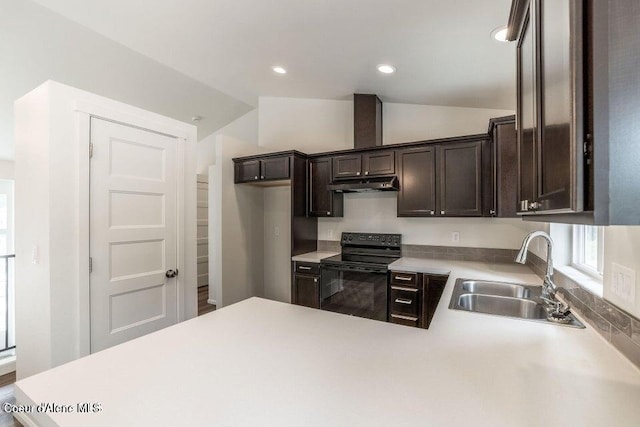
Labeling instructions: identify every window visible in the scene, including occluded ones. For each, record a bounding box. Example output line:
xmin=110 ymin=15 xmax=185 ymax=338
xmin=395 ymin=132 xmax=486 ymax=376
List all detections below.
xmin=572 ymin=225 xmax=603 ymax=278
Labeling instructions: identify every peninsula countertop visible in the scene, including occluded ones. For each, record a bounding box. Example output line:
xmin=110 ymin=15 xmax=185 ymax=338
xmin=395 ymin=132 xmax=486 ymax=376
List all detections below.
xmin=15 ymin=260 xmax=640 ymax=426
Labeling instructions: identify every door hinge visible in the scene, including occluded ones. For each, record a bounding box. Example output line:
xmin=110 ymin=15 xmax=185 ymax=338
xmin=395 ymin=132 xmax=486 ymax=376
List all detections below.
xmin=89 ymin=143 xmax=94 ymax=159
xmin=89 ymin=257 xmax=93 ymax=273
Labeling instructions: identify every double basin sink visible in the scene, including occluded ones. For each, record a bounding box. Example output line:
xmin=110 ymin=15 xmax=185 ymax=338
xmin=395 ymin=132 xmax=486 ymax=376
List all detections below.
xmin=449 ymin=279 xmax=585 ymax=328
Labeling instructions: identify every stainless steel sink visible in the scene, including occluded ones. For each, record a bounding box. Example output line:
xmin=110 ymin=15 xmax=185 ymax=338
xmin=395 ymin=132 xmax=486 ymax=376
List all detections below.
xmin=461 ymin=280 xmax=532 ymax=299
xmin=449 ymin=278 xmax=584 ymax=328
xmin=457 ymin=294 xmax=547 ymax=319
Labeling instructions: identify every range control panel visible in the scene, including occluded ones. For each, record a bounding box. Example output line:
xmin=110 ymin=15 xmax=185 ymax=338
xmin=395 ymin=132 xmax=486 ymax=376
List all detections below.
xmin=341 ymin=232 xmax=402 ymax=248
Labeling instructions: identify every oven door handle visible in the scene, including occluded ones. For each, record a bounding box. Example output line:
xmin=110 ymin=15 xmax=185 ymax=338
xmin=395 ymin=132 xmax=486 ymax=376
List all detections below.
xmin=321 ymin=265 xmax=387 ymax=274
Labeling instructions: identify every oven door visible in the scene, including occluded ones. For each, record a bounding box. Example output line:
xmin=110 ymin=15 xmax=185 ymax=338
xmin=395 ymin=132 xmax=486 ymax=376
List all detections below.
xmin=320 ymin=264 xmax=388 ymax=322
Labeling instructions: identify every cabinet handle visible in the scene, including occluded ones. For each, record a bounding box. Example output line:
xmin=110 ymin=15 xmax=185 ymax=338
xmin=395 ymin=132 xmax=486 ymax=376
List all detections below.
xmin=254 ymin=176 xmax=258 ymax=180
xmin=440 ymin=210 xmax=445 ymax=215
xmin=327 ymin=211 xmax=331 ymax=215
xmin=520 ymin=200 xmax=528 ymax=211
xmin=314 ymin=278 xmax=318 ymax=283
xmin=391 ymin=286 xmax=418 ymax=292
xmin=429 ymin=210 xmax=435 ymax=215
xmin=394 ymin=275 xmax=413 ymax=282
xmin=395 ymin=298 xmax=413 ymax=305
xmin=364 ymin=171 xmax=369 ymax=176
xmin=490 ymin=209 xmax=496 ymax=216
xmin=260 ymin=175 xmax=265 ymax=179
xmin=299 ymin=266 xmax=312 ymax=270
xmin=356 ymin=171 xmax=361 ymax=176
xmin=391 ymin=314 xmax=418 ymax=321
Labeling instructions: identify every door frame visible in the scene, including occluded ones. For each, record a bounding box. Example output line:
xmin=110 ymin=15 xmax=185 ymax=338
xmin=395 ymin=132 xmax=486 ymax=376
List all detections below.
xmin=73 ymin=99 xmax=196 ymax=357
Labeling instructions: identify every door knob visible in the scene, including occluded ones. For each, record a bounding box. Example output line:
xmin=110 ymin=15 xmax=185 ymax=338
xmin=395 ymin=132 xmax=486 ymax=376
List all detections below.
xmin=165 ymin=269 xmax=178 ymax=278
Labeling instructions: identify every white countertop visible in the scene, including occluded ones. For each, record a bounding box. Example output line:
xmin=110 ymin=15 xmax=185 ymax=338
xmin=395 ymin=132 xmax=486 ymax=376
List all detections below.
xmin=15 ymin=260 xmax=640 ymax=426
xmin=388 ymin=257 xmax=454 ymax=275
xmin=291 ymin=251 xmax=338 ymax=263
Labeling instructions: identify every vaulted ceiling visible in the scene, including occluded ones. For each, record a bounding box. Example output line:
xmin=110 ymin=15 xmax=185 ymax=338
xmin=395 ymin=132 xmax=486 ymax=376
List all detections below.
xmin=32 ymin=0 xmax=516 ymax=109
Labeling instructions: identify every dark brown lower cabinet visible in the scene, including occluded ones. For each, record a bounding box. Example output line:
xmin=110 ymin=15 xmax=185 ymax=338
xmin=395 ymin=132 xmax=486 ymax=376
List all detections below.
xmin=292 ymin=262 xmax=320 ymax=308
xmin=388 ymin=271 xmax=448 ymax=329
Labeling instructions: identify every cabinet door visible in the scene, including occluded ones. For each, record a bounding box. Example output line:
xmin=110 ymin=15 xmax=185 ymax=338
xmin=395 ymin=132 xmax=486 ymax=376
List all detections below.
xmin=363 ymin=150 xmax=395 ymax=176
xmin=260 ymin=156 xmax=290 ymax=180
xmin=517 ymin=6 xmax=537 ymax=212
xmin=437 ymin=141 xmax=483 ymax=217
xmin=494 ymin=120 xmax=518 ymax=217
xmin=537 ymin=0 xmax=574 ymax=211
xmin=309 ymin=158 xmax=343 ymax=217
xmin=293 ymin=274 xmax=319 ymax=309
xmin=397 ymin=147 xmax=436 ymax=217
xmin=332 ymin=154 xmax=362 ymax=179
xmin=235 ymin=160 xmax=261 ymax=183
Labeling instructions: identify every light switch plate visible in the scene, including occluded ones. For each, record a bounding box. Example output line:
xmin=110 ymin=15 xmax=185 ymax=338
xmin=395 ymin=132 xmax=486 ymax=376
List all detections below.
xmin=611 ymin=262 xmax=636 ymax=305
xmin=452 ymin=231 xmax=460 ymax=243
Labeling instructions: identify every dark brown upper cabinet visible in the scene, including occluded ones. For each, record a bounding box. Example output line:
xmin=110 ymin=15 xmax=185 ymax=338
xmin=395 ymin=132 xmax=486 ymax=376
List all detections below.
xmin=489 ymin=116 xmax=518 ymax=217
xmin=332 ymin=154 xmax=362 ymax=179
xmin=363 ymin=151 xmax=395 ymax=176
xmin=309 ymin=157 xmax=343 ymax=217
xmin=332 ymin=150 xmax=394 ymax=180
xmin=261 ymin=156 xmax=290 ymax=180
xmin=235 ymin=159 xmax=261 ymax=183
xmin=397 ymin=146 xmax=436 ymax=217
xmin=510 ymin=0 xmax=591 ymax=219
xmin=234 ymin=156 xmax=290 ymax=183
xmin=437 ymin=141 xmax=483 ymax=217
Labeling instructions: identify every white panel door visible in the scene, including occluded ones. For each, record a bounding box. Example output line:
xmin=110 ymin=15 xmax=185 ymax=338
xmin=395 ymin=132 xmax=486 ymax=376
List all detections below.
xmin=90 ymin=118 xmax=178 ymax=353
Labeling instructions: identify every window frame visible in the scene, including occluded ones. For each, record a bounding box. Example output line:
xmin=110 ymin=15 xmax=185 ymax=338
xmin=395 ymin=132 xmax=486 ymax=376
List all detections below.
xmin=571 ymin=224 xmax=604 ymax=279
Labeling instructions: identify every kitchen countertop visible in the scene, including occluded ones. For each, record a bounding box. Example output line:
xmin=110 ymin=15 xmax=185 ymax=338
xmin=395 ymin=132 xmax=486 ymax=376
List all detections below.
xmin=291 ymin=251 xmax=338 ymax=263
xmin=388 ymin=257 xmax=454 ymax=275
xmin=14 ymin=260 xmax=640 ymax=426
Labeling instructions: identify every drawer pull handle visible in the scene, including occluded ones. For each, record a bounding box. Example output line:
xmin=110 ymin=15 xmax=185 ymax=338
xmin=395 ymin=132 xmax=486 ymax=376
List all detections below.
xmin=391 ymin=286 xmax=417 ymax=292
xmin=391 ymin=314 xmax=418 ymax=321
xmin=299 ymin=266 xmax=312 ymax=270
xmin=394 ymin=276 xmax=413 ymax=281
xmin=395 ymin=298 xmax=412 ymax=305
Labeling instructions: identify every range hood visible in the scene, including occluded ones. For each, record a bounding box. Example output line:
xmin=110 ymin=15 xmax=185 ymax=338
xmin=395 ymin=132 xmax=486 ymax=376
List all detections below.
xmin=328 ymin=176 xmax=399 ymax=193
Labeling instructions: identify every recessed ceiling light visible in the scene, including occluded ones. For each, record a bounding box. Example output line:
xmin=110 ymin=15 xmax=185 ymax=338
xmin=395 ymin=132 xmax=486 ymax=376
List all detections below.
xmin=491 ymin=26 xmax=509 ymax=42
xmin=272 ymin=66 xmax=287 ymax=74
xmin=377 ymin=64 xmax=396 ymax=74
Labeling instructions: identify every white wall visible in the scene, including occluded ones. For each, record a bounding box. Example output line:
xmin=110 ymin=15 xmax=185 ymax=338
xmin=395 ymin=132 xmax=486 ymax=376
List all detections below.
xmin=383 ymin=103 xmax=515 ymax=144
xmin=603 ymin=227 xmax=640 ymax=318
xmin=14 ymin=81 xmax=198 ymax=379
xmin=259 ymin=97 xmax=353 ymax=153
xmin=318 ymin=193 xmax=542 ymax=249
xmin=258 ymin=96 xmax=514 ymax=151
xmin=197 ymin=109 xmax=258 ymax=174
xmin=209 ymin=135 xmax=266 ymax=308
xmin=0 ymin=0 xmax=251 ymax=161
xmin=0 ymin=160 xmax=14 ymax=179
xmin=263 ymin=187 xmax=292 ymax=303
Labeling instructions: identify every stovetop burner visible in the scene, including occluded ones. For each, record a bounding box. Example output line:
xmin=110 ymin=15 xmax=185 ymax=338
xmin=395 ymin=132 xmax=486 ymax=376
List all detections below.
xmin=321 ymin=232 xmax=402 ymax=271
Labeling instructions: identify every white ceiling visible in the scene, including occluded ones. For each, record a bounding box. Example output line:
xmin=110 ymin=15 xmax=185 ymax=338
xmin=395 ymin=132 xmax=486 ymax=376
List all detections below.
xmin=31 ymin=0 xmax=516 ymax=110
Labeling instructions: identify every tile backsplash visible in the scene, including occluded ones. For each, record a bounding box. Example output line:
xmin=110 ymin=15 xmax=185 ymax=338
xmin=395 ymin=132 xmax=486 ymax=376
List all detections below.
xmin=527 ymin=252 xmax=640 ymax=369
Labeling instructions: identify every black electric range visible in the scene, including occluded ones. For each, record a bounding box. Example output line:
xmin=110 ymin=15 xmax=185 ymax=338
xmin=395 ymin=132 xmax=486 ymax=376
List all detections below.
xmin=319 ymin=233 xmax=401 ymax=321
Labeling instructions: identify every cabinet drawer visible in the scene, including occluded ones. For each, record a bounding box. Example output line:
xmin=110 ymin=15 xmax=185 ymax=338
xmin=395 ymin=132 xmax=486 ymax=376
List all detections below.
xmin=390 ymin=313 xmax=419 ymax=327
xmin=390 ymin=271 xmax=419 ymax=287
xmin=295 ymin=262 xmax=320 ymax=275
xmin=390 ymin=286 xmax=420 ymax=317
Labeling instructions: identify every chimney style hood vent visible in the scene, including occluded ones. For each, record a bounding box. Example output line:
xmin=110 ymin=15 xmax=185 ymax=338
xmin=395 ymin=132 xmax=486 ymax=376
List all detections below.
xmin=354 ymin=94 xmax=383 ymax=149
xmin=328 ymin=176 xmax=399 ymax=193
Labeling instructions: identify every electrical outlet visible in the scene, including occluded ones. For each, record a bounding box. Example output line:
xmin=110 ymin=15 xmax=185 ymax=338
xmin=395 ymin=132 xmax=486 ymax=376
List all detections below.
xmin=611 ymin=263 xmax=636 ymax=305
xmin=452 ymin=231 xmax=460 ymax=243
xmin=274 ymin=226 xmax=280 ymax=236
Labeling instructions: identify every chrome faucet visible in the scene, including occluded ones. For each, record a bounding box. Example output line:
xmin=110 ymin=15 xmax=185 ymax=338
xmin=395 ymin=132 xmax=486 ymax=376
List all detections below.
xmin=515 ymin=231 xmax=558 ymax=300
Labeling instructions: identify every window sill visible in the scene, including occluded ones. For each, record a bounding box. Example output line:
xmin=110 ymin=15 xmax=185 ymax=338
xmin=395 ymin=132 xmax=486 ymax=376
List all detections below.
xmin=555 ymin=265 xmax=603 ymax=298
